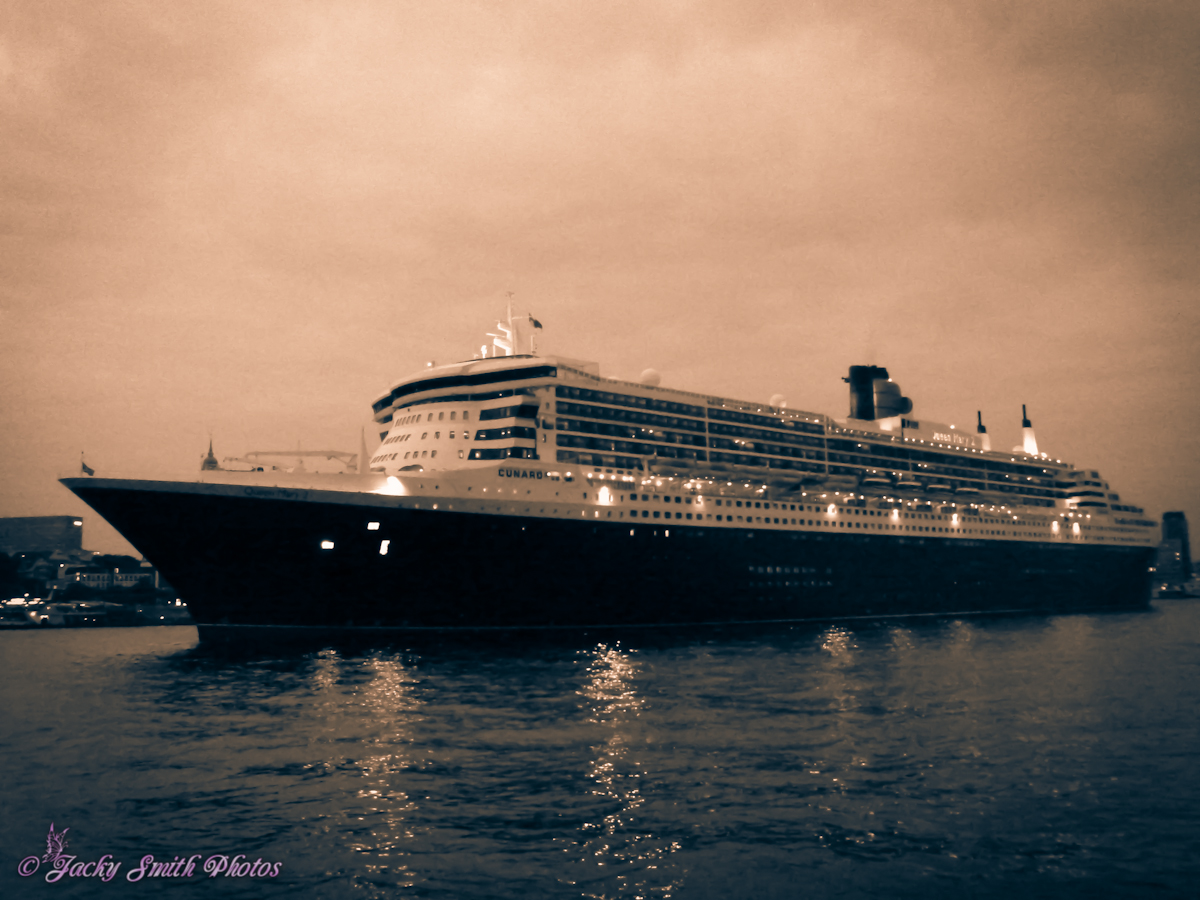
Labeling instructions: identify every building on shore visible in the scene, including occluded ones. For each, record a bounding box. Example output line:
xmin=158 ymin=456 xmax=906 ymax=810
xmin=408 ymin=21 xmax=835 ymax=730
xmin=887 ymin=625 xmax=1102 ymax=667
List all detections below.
xmin=0 ymin=516 xmax=86 ymax=557
xmin=1154 ymin=511 xmax=1193 ymax=592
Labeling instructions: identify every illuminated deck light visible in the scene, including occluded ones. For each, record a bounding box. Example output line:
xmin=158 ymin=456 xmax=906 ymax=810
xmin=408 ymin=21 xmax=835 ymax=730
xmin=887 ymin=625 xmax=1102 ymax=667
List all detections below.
xmin=379 ymin=540 xmax=390 ymax=555
xmin=374 ymin=475 xmax=407 ymax=497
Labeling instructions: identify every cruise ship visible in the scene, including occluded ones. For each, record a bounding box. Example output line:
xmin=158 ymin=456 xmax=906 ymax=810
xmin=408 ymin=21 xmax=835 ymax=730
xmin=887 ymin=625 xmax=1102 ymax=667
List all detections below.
xmin=62 ymin=310 xmax=1159 ymax=642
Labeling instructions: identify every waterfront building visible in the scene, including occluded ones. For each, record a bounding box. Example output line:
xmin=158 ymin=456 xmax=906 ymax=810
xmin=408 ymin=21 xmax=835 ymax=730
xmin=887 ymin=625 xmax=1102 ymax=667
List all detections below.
xmin=0 ymin=516 xmax=85 ymax=556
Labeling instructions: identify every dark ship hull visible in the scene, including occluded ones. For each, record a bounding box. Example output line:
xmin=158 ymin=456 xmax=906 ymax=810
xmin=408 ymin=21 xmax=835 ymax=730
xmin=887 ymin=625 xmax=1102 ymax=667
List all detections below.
xmin=67 ymin=480 xmax=1156 ymax=645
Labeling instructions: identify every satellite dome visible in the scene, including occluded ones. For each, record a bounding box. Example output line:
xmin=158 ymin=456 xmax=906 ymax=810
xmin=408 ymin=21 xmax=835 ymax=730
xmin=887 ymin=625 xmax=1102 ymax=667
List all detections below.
xmin=769 ymin=394 xmax=788 ymax=409
xmin=639 ymin=368 xmax=661 ymax=387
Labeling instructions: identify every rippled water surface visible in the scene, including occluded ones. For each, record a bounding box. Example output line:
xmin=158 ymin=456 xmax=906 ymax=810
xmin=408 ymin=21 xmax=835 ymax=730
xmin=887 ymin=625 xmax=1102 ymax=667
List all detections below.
xmin=2 ymin=602 xmax=1199 ymax=898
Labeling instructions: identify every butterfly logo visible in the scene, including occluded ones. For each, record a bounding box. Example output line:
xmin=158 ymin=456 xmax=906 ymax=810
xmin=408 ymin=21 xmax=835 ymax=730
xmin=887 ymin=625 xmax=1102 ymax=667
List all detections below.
xmin=42 ymin=822 xmax=70 ymax=863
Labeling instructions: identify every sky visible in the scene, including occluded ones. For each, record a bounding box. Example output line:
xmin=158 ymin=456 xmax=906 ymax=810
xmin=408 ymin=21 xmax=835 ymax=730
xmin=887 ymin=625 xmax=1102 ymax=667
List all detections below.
xmin=1 ymin=0 xmax=1198 ymax=554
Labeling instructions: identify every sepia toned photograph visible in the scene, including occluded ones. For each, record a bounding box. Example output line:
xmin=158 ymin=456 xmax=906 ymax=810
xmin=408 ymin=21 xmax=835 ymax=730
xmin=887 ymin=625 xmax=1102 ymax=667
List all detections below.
xmin=2 ymin=1 xmax=1198 ymax=896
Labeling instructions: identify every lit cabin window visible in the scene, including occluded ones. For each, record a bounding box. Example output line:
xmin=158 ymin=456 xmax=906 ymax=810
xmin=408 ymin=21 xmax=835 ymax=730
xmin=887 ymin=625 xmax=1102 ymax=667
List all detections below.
xmin=320 ymin=540 xmax=335 ymax=550
xmin=367 ymin=522 xmax=380 ymax=531
xmin=379 ymin=540 xmax=390 ymax=555
xmin=450 ymin=431 xmax=455 ymax=439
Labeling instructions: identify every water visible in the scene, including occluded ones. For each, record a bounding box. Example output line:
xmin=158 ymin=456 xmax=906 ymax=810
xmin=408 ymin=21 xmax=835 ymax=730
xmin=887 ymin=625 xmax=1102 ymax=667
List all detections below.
xmin=2 ymin=602 xmax=1198 ymax=899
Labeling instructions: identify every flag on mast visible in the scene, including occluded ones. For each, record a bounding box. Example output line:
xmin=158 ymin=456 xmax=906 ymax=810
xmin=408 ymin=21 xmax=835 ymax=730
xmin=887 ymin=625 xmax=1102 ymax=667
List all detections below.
xmin=81 ymin=453 xmax=94 ymax=477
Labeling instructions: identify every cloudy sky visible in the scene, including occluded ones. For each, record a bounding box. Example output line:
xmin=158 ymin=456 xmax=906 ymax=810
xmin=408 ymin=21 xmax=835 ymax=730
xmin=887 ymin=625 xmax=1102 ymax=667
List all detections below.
xmin=2 ymin=0 xmax=1197 ymax=553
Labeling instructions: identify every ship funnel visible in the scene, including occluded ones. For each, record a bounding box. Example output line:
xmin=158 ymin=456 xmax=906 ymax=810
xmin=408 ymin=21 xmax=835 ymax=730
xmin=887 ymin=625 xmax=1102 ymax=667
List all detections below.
xmin=846 ymin=366 xmax=912 ymax=420
xmin=974 ymin=415 xmax=993 ymax=453
xmin=976 ymin=411 xmax=991 ymax=451
xmin=1020 ymin=404 xmax=1039 ymax=455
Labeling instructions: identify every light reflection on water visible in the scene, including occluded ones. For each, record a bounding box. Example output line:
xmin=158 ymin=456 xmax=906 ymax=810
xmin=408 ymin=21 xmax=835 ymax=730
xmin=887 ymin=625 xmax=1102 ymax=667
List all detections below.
xmin=1 ymin=602 xmax=1199 ymax=899
xmin=569 ymin=644 xmax=683 ymax=899
xmin=321 ymin=651 xmax=423 ymax=894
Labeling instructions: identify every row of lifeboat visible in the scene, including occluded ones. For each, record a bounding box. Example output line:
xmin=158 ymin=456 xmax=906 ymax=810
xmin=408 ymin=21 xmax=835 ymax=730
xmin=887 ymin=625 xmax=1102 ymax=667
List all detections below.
xmin=859 ymin=473 xmax=979 ymax=495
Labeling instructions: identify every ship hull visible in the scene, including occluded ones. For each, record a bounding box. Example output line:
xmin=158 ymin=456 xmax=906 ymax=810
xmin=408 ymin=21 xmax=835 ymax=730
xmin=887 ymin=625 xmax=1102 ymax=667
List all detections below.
xmin=64 ymin=479 xmax=1156 ymax=643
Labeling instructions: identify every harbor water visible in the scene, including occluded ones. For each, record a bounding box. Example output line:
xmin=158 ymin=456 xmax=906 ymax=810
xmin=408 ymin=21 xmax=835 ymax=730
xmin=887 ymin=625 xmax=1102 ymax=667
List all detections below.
xmin=1 ymin=601 xmax=1198 ymax=898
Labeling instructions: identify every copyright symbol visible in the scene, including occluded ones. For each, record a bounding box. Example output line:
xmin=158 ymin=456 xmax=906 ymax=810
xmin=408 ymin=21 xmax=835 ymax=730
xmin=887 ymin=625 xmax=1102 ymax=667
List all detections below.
xmin=18 ymin=856 xmax=40 ymax=877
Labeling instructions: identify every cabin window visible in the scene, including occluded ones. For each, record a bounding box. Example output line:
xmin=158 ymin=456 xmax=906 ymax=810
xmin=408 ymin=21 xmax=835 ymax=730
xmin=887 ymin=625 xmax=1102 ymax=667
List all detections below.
xmin=439 ymin=412 xmax=444 ymax=421
xmin=449 ymin=431 xmax=455 ymax=439
xmin=653 ymin=511 xmax=661 ymax=518
xmin=463 ymin=411 xmax=470 ymax=420
xmin=421 ymin=432 xmax=428 ymax=440
xmin=403 ymin=452 xmax=410 ymax=459
xmin=458 ymin=450 xmax=464 ymax=459
xmin=428 ymin=414 xmax=433 ymax=422
xmin=421 ymin=450 xmax=427 ymax=458
xmin=431 ymin=450 xmax=437 ymax=458
xmin=450 ymin=412 xmax=456 ymax=420
xmin=435 ymin=432 xmax=440 ymax=439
